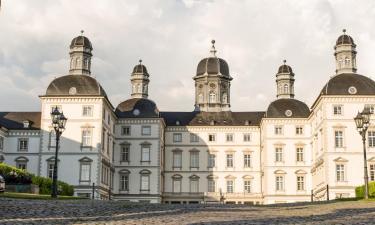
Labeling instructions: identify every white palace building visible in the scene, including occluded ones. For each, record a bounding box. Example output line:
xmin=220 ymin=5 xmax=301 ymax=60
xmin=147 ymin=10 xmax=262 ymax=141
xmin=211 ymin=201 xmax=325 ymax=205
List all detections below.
xmin=1 ymin=31 xmax=375 ymax=204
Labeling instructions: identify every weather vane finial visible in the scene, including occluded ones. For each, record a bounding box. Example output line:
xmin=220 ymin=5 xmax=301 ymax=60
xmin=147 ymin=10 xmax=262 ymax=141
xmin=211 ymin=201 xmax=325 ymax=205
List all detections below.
xmin=343 ymin=29 xmax=346 ymax=34
xmin=210 ymin=39 xmax=217 ymax=57
xmin=80 ymin=30 xmax=84 ymax=36
xmin=139 ymin=59 xmax=142 ymax=65
xmin=283 ymin=59 xmax=287 ymax=64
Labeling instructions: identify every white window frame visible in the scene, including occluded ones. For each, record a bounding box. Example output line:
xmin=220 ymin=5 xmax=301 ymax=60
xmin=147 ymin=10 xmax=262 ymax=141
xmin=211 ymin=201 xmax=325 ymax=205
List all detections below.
xmin=244 ymin=154 xmax=251 ymax=168
xmin=275 ymin=147 xmax=283 ymax=162
xmin=335 ymin=130 xmax=344 ymax=148
xmin=226 ymin=180 xmax=234 ymax=193
xmin=81 ymin=129 xmax=92 ymax=147
xmin=79 ymin=163 xmax=91 ymax=182
xmin=336 ymin=164 xmax=346 ymax=182
xmin=121 ymin=126 xmax=131 ymax=136
xmin=173 ymin=151 xmax=182 ymax=168
xmin=190 ymin=133 xmax=199 ymax=143
xmin=190 ymin=151 xmax=199 ymax=168
xmin=296 ymin=175 xmax=305 ymax=191
xmin=296 ymin=126 xmax=303 ymax=135
xmin=82 ymin=105 xmax=93 ymax=117
xmin=243 ymin=133 xmax=251 ymax=142
xmin=120 ymin=174 xmax=129 ymax=191
xmin=208 ymin=153 xmax=216 ymax=168
xmin=226 ymin=154 xmax=234 ymax=168
xmin=18 ymin=138 xmax=29 ymax=152
xmin=190 ymin=179 xmax=199 ymax=193
xmin=207 ymin=179 xmax=216 ymax=192
xmin=244 ymin=180 xmax=251 ymax=193
xmin=141 ymin=146 xmax=151 ymax=162
xmin=208 ymin=133 xmax=216 ymax=142
xmin=140 ymin=174 xmax=150 ymax=191
xmin=275 ymin=175 xmax=284 ymax=191
xmin=173 ymin=178 xmax=182 ymax=193
xmin=296 ymin=147 xmax=304 ymax=162
xmin=173 ymin=133 xmax=182 ymax=143
xmin=370 ymin=164 xmax=375 ymax=181
xmin=333 ymin=105 xmax=343 ymax=116
xmin=121 ymin=145 xmax=130 ymax=162
xmin=369 ymin=131 xmax=375 ymax=148
xmin=47 ymin=162 xmax=54 ymax=179
xmin=141 ymin=126 xmax=151 ymax=136
xmin=226 ymin=133 xmax=234 ymax=142
xmin=274 ymin=126 xmax=283 ymax=135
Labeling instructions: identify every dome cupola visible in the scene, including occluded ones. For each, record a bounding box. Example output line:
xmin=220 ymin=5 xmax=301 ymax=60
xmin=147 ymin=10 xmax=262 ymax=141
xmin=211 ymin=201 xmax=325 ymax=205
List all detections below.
xmin=69 ymin=30 xmax=93 ymax=75
xmin=131 ymin=59 xmax=150 ymax=99
xmin=276 ymin=60 xmax=295 ymax=99
xmin=334 ymin=29 xmax=357 ymax=75
xmin=193 ymin=40 xmax=232 ymax=112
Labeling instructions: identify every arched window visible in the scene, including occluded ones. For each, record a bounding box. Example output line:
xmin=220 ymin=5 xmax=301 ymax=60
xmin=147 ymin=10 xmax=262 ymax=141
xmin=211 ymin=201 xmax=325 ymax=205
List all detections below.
xmin=198 ymin=93 xmax=203 ymax=103
xmin=284 ymin=84 xmax=289 ymax=94
xmin=338 ymin=58 xmax=343 ymax=69
xmin=137 ymin=84 xmax=142 ymax=93
xmin=143 ymin=84 xmax=148 ymax=93
xmin=209 ymin=92 xmax=216 ymax=103
xmin=222 ymin=93 xmax=228 ymax=104
xmin=132 ymin=85 xmax=136 ymax=93
xmin=76 ymin=57 xmax=81 ymax=68
xmin=345 ymin=57 xmax=350 ymax=66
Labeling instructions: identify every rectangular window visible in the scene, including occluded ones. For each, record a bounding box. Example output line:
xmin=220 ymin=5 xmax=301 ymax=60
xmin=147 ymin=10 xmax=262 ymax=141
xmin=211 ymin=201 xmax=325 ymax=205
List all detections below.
xmin=0 ymin=136 xmax=4 ymax=150
xmin=208 ymin=180 xmax=216 ymax=192
xmin=208 ymin=134 xmax=216 ymax=142
xmin=275 ymin=147 xmax=283 ymax=162
xmin=141 ymin=126 xmax=151 ymax=136
xmin=82 ymin=129 xmax=92 ymax=146
xmin=275 ymin=176 xmax=284 ymax=191
xmin=274 ymin=126 xmax=283 ymax=135
xmin=18 ymin=138 xmax=28 ymax=151
xmin=190 ymin=133 xmax=199 ymax=142
xmin=190 ymin=180 xmax=199 ymax=193
xmin=365 ymin=104 xmax=375 ymax=114
xmin=173 ymin=179 xmax=181 ymax=193
xmin=243 ymin=133 xmax=251 ymax=142
xmin=226 ymin=154 xmax=234 ymax=168
xmin=121 ymin=146 xmax=129 ymax=162
xmin=173 ymin=152 xmax=182 ymax=168
xmin=226 ymin=133 xmax=234 ymax=142
xmin=16 ymin=162 xmax=27 ymax=170
xmin=208 ymin=154 xmax=216 ymax=168
xmin=190 ymin=151 xmax=199 ymax=168
xmin=369 ymin=131 xmax=375 ymax=147
xmin=297 ymin=176 xmax=305 ymax=191
xmin=140 ymin=175 xmax=149 ymax=191
xmin=335 ymin=130 xmax=344 ymax=148
xmin=296 ymin=126 xmax=303 ymax=135
xmin=173 ymin=133 xmax=182 ymax=142
xmin=244 ymin=180 xmax=251 ymax=193
xmin=141 ymin=146 xmax=150 ymax=162
xmin=120 ymin=174 xmax=129 ymax=191
xmin=82 ymin=105 xmax=93 ymax=117
xmin=47 ymin=163 xmax=54 ymax=179
xmin=336 ymin=164 xmax=345 ymax=182
xmin=333 ymin=105 xmax=343 ymax=115
xmin=370 ymin=164 xmax=375 ymax=181
xmin=296 ymin=147 xmax=304 ymax=162
xmin=80 ymin=164 xmax=91 ymax=181
xmin=121 ymin=126 xmax=131 ymax=136
xmin=244 ymin=154 xmax=251 ymax=168
xmin=226 ymin=180 xmax=234 ymax=193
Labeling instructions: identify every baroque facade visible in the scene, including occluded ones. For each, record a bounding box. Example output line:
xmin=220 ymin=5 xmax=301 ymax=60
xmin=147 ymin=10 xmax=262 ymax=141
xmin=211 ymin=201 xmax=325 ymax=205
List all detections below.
xmin=1 ymin=30 xmax=375 ymax=204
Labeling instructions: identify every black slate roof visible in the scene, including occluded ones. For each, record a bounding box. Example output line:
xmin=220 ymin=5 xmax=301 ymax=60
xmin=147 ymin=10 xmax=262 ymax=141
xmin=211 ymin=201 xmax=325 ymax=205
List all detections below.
xmin=160 ymin=111 xmax=265 ymax=126
xmin=45 ymin=75 xmax=107 ymax=97
xmin=320 ymin=73 xmax=375 ymax=96
xmin=0 ymin=112 xmax=41 ymax=130
xmin=70 ymin=35 xmax=92 ymax=49
xmin=133 ymin=64 xmax=149 ymax=76
xmin=116 ymin=98 xmax=159 ymax=118
xmin=278 ymin=64 xmax=293 ymax=74
xmin=266 ymin=99 xmax=310 ymax=118
xmin=196 ymin=57 xmax=230 ymax=77
xmin=336 ymin=34 xmax=355 ymax=45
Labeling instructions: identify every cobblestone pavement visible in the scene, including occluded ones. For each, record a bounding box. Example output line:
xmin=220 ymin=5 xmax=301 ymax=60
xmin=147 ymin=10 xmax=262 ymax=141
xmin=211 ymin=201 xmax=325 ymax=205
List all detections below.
xmin=1 ymin=199 xmax=375 ymax=225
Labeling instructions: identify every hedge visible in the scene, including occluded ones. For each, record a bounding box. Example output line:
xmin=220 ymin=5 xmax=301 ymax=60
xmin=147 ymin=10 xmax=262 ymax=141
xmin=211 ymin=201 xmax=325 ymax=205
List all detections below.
xmin=355 ymin=181 xmax=375 ymax=198
xmin=0 ymin=163 xmax=74 ymax=196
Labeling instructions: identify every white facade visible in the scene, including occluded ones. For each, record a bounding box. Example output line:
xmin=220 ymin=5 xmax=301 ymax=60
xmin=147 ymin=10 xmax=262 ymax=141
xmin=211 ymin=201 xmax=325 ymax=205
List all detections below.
xmin=1 ymin=31 xmax=375 ymax=204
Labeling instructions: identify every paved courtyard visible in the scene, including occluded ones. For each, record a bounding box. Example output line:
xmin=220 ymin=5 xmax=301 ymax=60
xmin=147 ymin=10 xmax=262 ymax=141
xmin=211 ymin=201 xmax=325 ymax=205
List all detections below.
xmin=1 ymin=199 xmax=375 ymax=224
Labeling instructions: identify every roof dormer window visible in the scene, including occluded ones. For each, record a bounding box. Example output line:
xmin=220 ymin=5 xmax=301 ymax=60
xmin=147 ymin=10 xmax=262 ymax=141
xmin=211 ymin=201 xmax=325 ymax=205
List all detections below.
xmin=23 ymin=120 xmax=30 ymax=129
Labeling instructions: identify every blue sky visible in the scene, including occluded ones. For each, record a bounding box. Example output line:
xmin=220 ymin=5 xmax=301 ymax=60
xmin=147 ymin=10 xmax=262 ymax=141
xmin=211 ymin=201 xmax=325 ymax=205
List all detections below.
xmin=1 ymin=0 xmax=375 ymax=112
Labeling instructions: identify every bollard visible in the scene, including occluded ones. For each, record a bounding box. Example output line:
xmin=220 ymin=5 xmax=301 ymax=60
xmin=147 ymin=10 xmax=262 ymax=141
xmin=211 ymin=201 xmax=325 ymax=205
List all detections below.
xmin=326 ymin=184 xmax=329 ymax=201
xmin=92 ymin=182 xmax=95 ymax=200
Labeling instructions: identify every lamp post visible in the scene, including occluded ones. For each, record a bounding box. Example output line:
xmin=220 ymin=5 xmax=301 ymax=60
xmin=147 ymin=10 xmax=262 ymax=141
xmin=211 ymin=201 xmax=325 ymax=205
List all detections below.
xmin=50 ymin=106 xmax=67 ymax=198
xmin=354 ymin=107 xmax=371 ymax=199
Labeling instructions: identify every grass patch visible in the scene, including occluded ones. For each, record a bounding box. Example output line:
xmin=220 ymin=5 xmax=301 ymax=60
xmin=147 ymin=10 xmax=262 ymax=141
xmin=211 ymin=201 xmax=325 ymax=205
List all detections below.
xmin=0 ymin=192 xmax=85 ymax=200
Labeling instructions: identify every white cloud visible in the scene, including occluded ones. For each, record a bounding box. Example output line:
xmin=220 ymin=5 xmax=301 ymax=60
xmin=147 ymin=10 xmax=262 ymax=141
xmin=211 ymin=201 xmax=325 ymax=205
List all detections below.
xmin=1 ymin=0 xmax=375 ymax=112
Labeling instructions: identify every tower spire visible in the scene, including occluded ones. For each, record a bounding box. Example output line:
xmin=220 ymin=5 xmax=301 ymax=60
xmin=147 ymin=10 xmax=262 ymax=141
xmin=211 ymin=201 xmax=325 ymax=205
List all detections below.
xmin=69 ymin=31 xmax=93 ymax=75
xmin=276 ymin=59 xmax=295 ymax=99
xmin=210 ymin=40 xmax=217 ymax=57
xmin=131 ymin=59 xmax=150 ymax=99
xmin=334 ymin=29 xmax=356 ymax=75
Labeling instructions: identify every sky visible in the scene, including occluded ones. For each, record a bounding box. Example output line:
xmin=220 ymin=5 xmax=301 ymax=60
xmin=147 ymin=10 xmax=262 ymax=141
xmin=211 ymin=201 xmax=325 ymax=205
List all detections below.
xmin=1 ymin=0 xmax=375 ymax=112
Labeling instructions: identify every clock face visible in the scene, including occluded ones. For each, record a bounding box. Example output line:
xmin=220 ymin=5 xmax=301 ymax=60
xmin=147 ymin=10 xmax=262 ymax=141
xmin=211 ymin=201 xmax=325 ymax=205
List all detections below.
xmin=348 ymin=86 xmax=357 ymax=95
xmin=199 ymin=84 xmax=203 ymax=89
xmin=285 ymin=110 xmax=293 ymax=117
xmin=133 ymin=109 xmax=140 ymax=116
xmin=210 ymin=83 xmax=216 ymax=89
xmin=69 ymin=87 xmax=77 ymax=95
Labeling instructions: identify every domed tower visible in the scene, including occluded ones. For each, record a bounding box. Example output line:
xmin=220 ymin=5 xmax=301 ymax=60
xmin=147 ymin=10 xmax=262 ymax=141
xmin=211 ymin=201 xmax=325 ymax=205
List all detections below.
xmin=131 ymin=59 xmax=150 ymax=99
xmin=334 ymin=29 xmax=357 ymax=75
xmin=276 ymin=60 xmax=295 ymax=99
xmin=69 ymin=30 xmax=93 ymax=75
xmin=193 ymin=40 xmax=232 ymax=112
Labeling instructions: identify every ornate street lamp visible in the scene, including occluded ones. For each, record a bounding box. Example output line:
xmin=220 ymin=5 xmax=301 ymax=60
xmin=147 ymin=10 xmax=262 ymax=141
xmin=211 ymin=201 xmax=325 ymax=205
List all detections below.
xmin=354 ymin=108 xmax=371 ymax=199
xmin=50 ymin=106 xmax=67 ymax=198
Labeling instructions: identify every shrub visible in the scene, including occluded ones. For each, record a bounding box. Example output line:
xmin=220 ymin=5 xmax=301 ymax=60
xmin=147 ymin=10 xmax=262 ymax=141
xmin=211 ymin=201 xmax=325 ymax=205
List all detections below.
xmin=355 ymin=181 xmax=375 ymax=198
xmin=0 ymin=163 xmax=74 ymax=196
